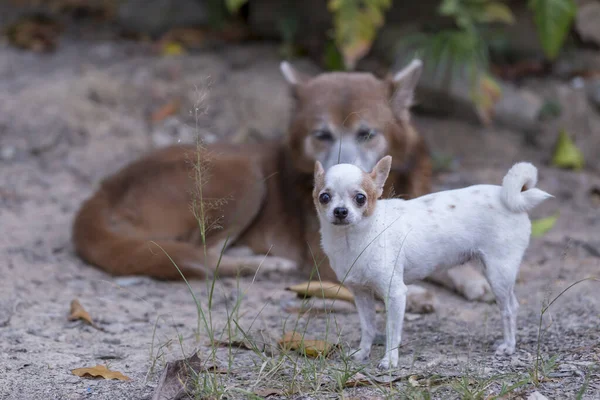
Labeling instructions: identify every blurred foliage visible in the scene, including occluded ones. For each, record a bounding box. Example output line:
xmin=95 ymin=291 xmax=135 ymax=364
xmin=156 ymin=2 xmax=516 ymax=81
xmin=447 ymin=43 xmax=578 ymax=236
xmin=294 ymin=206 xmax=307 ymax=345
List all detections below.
xmin=225 ymin=0 xmax=248 ymax=14
xmin=552 ymin=129 xmax=584 ymax=170
xmin=531 ymin=213 xmax=559 ymax=238
xmin=327 ymin=0 xmax=391 ymax=70
xmin=395 ymin=0 xmax=577 ymax=124
xmin=528 ymin=0 xmax=576 ymax=60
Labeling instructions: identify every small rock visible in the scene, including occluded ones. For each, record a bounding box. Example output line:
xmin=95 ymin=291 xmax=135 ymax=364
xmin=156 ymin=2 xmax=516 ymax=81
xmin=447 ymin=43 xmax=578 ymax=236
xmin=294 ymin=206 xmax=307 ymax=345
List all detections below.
xmin=405 ymin=313 xmax=421 ymax=321
xmin=575 ymin=2 xmax=600 ymax=46
xmin=117 ymin=0 xmax=208 ymax=36
xmin=493 ymin=83 xmax=544 ymax=132
xmin=114 ymin=276 xmax=152 ymax=287
xmin=527 ymin=391 xmax=549 ymax=400
xmin=586 ymin=79 xmax=600 ymax=110
xmin=150 ymin=118 xmax=202 ymax=148
xmin=0 ymin=146 xmax=16 ymax=161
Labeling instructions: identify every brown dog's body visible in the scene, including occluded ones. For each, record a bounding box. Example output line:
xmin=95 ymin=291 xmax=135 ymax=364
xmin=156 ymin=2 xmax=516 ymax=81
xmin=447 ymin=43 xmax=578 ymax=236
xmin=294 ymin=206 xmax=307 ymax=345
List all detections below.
xmin=73 ymin=60 xmax=491 ymax=302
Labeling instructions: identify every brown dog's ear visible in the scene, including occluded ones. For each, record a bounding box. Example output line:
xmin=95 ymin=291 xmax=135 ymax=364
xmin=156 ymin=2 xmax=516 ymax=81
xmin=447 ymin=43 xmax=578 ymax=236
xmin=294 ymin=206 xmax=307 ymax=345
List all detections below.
xmin=390 ymin=59 xmax=423 ymax=122
xmin=314 ymin=161 xmax=325 ymax=188
xmin=370 ymin=156 xmax=392 ymax=196
xmin=280 ymin=61 xmax=308 ymax=86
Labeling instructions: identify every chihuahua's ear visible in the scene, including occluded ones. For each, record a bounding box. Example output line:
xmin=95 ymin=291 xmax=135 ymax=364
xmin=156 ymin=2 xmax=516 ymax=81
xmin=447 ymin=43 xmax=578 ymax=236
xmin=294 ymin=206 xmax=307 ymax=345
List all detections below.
xmin=280 ymin=61 xmax=308 ymax=86
xmin=389 ymin=59 xmax=422 ymax=122
xmin=370 ymin=156 xmax=392 ymax=196
xmin=314 ymin=161 xmax=325 ymax=188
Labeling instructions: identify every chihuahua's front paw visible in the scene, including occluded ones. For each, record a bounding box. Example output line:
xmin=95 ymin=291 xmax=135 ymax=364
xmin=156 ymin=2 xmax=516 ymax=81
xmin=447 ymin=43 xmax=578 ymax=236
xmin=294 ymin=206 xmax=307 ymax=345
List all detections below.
xmin=351 ymin=349 xmax=370 ymax=362
xmin=377 ymin=357 xmax=393 ymax=370
xmin=495 ymin=342 xmax=515 ymax=356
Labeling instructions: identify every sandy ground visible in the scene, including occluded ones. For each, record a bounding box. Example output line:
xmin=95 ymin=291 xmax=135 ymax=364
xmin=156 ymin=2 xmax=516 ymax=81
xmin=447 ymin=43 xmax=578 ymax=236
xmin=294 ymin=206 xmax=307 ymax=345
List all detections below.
xmin=0 ymin=24 xmax=599 ymax=400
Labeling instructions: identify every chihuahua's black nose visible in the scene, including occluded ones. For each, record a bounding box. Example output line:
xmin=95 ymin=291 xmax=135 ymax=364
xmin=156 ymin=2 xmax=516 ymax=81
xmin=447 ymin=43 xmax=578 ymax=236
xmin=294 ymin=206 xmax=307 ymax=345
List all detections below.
xmin=334 ymin=207 xmax=348 ymax=219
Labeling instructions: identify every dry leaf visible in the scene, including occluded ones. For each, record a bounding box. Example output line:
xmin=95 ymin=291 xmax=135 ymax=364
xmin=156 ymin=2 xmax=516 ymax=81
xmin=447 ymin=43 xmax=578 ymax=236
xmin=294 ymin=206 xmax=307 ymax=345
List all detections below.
xmin=253 ymin=388 xmax=284 ymax=398
xmin=286 ymin=281 xmax=355 ymax=304
xmin=278 ymin=331 xmax=336 ymax=358
xmin=344 ymin=372 xmax=372 ymax=387
xmin=212 ymin=338 xmax=253 ymax=351
xmin=345 ymin=372 xmax=405 ymax=387
xmin=408 ymin=374 xmax=420 ymax=387
xmin=160 ymin=42 xmax=185 ymax=56
xmin=68 ymin=299 xmax=95 ymax=327
xmin=473 ymin=75 xmax=503 ymax=126
xmin=150 ymin=100 xmax=180 ymax=123
xmin=71 ymin=364 xmax=130 ymax=381
xmin=5 ymin=13 xmax=63 ymax=52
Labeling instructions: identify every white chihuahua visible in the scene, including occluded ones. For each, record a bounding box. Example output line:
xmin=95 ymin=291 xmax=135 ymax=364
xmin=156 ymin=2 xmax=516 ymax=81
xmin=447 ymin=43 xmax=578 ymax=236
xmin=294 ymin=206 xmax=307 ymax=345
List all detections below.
xmin=313 ymin=156 xmax=553 ymax=369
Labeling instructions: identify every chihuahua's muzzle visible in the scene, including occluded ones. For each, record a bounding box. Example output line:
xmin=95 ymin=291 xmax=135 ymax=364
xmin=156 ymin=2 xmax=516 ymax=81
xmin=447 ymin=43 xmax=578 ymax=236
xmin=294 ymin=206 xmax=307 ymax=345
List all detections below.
xmin=333 ymin=206 xmax=349 ymax=225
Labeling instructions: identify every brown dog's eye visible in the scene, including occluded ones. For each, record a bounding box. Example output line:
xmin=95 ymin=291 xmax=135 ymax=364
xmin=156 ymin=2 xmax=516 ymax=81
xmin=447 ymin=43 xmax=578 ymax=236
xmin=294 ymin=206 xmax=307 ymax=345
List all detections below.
xmin=355 ymin=193 xmax=366 ymax=206
xmin=313 ymin=130 xmax=334 ymax=141
xmin=319 ymin=193 xmax=331 ymax=204
xmin=357 ymin=129 xmax=376 ymax=142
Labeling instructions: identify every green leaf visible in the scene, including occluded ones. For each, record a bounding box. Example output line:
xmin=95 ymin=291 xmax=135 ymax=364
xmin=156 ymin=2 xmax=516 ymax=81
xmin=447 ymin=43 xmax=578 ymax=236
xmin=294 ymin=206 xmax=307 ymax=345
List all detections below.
xmin=225 ymin=0 xmax=248 ymax=14
xmin=552 ymin=129 xmax=584 ymax=170
xmin=324 ymin=40 xmax=346 ymax=71
xmin=328 ymin=0 xmax=392 ymax=70
xmin=531 ymin=213 xmax=559 ymax=238
xmin=528 ymin=0 xmax=577 ymax=60
xmin=480 ymin=2 xmax=515 ymax=24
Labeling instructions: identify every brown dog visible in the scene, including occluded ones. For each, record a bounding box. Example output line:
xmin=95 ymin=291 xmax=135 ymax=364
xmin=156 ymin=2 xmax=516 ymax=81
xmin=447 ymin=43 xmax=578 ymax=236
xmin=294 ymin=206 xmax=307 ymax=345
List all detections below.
xmin=73 ymin=59 xmax=492 ymax=302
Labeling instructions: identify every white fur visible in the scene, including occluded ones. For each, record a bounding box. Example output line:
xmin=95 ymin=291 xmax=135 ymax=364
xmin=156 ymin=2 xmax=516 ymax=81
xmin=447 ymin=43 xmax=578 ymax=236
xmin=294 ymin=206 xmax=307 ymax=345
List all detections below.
xmin=315 ymin=161 xmax=553 ymax=369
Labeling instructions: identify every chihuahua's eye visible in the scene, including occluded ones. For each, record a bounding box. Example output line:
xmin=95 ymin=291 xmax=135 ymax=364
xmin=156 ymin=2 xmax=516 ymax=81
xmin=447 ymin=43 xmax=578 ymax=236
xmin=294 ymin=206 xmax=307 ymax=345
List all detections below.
xmin=355 ymin=193 xmax=367 ymax=206
xmin=313 ymin=129 xmax=334 ymax=141
xmin=319 ymin=193 xmax=331 ymax=204
xmin=357 ymin=129 xmax=376 ymax=142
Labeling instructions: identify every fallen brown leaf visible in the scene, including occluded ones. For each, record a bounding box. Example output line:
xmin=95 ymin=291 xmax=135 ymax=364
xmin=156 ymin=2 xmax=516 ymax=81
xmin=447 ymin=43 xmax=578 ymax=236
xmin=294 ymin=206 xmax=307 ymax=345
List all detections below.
xmin=71 ymin=364 xmax=130 ymax=381
xmin=278 ymin=331 xmax=337 ymax=358
xmin=212 ymin=338 xmax=253 ymax=351
xmin=150 ymin=100 xmax=180 ymax=123
xmin=5 ymin=13 xmax=63 ymax=52
xmin=68 ymin=299 xmax=95 ymax=327
xmin=253 ymin=388 xmax=284 ymax=398
xmin=345 ymin=372 xmax=404 ymax=387
xmin=151 ymin=352 xmax=226 ymax=400
xmin=286 ymin=281 xmax=355 ymax=304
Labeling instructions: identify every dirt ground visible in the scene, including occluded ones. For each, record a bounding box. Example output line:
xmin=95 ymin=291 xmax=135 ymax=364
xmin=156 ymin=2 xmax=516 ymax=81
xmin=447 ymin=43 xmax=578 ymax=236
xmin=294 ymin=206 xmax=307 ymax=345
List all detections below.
xmin=0 ymin=20 xmax=599 ymax=400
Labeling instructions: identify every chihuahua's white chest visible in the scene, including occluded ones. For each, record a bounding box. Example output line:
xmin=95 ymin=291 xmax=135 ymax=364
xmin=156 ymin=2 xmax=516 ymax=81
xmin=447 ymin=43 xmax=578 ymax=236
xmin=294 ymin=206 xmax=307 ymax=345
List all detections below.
xmin=319 ymin=211 xmax=395 ymax=290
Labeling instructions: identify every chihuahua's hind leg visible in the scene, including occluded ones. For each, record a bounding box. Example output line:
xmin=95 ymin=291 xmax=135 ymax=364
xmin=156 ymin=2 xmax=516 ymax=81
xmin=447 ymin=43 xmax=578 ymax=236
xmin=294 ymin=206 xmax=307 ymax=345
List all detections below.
xmin=481 ymin=255 xmax=520 ymax=356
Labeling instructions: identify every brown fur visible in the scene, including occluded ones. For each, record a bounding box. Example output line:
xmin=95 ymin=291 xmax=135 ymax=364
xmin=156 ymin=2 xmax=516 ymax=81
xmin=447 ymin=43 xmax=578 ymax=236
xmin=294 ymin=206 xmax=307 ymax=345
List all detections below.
xmin=72 ymin=64 xmax=432 ymax=281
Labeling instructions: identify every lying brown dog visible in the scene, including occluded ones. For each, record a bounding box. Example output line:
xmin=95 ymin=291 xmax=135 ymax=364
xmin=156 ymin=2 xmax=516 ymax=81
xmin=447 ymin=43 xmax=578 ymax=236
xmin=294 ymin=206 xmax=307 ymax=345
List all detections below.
xmin=73 ymin=59 xmax=492 ymax=302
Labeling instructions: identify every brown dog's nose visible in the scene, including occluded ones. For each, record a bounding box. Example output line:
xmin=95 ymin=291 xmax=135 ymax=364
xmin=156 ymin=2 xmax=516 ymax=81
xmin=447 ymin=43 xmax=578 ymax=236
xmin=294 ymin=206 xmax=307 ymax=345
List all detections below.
xmin=334 ymin=207 xmax=348 ymax=219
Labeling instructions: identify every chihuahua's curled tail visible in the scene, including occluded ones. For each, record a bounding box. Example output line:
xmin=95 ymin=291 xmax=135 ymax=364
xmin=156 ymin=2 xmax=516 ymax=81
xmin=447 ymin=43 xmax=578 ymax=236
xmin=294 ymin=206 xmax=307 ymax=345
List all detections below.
xmin=501 ymin=162 xmax=553 ymax=213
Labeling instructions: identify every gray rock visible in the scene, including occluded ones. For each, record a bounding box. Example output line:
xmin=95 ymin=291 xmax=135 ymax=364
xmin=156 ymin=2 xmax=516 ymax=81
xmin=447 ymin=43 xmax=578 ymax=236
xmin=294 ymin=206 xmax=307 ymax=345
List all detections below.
xmin=393 ymin=53 xmax=544 ymax=131
xmin=586 ymin=79 xmax=600 ymax=110
xmin=552 ymin=49 xmax=600 ymax=79
xmin=117 ymin=0 xmax=208 ymax=36
xmin=575 ymin=2 xmax=600 ymax=45
xmin=493 ymin=83 xmax=544 ymax=132
xmin=527 ymin=391 xmax=549 ymax=400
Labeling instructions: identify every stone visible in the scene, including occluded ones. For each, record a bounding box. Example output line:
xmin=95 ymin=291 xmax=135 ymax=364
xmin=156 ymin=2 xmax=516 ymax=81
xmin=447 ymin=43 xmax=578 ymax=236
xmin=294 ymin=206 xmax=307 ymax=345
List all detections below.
xmin=493 ymin=83 xmax=544 ymax=132
xmin=586 ymin=79 xmax=600 ymax=110
xmin=527 ymin=391 xmax=549 ymax=400
xmin=117 ymin=0 xmax=208 ymax=37
xmin=575 ymin=2 xmax=600 ymax=46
